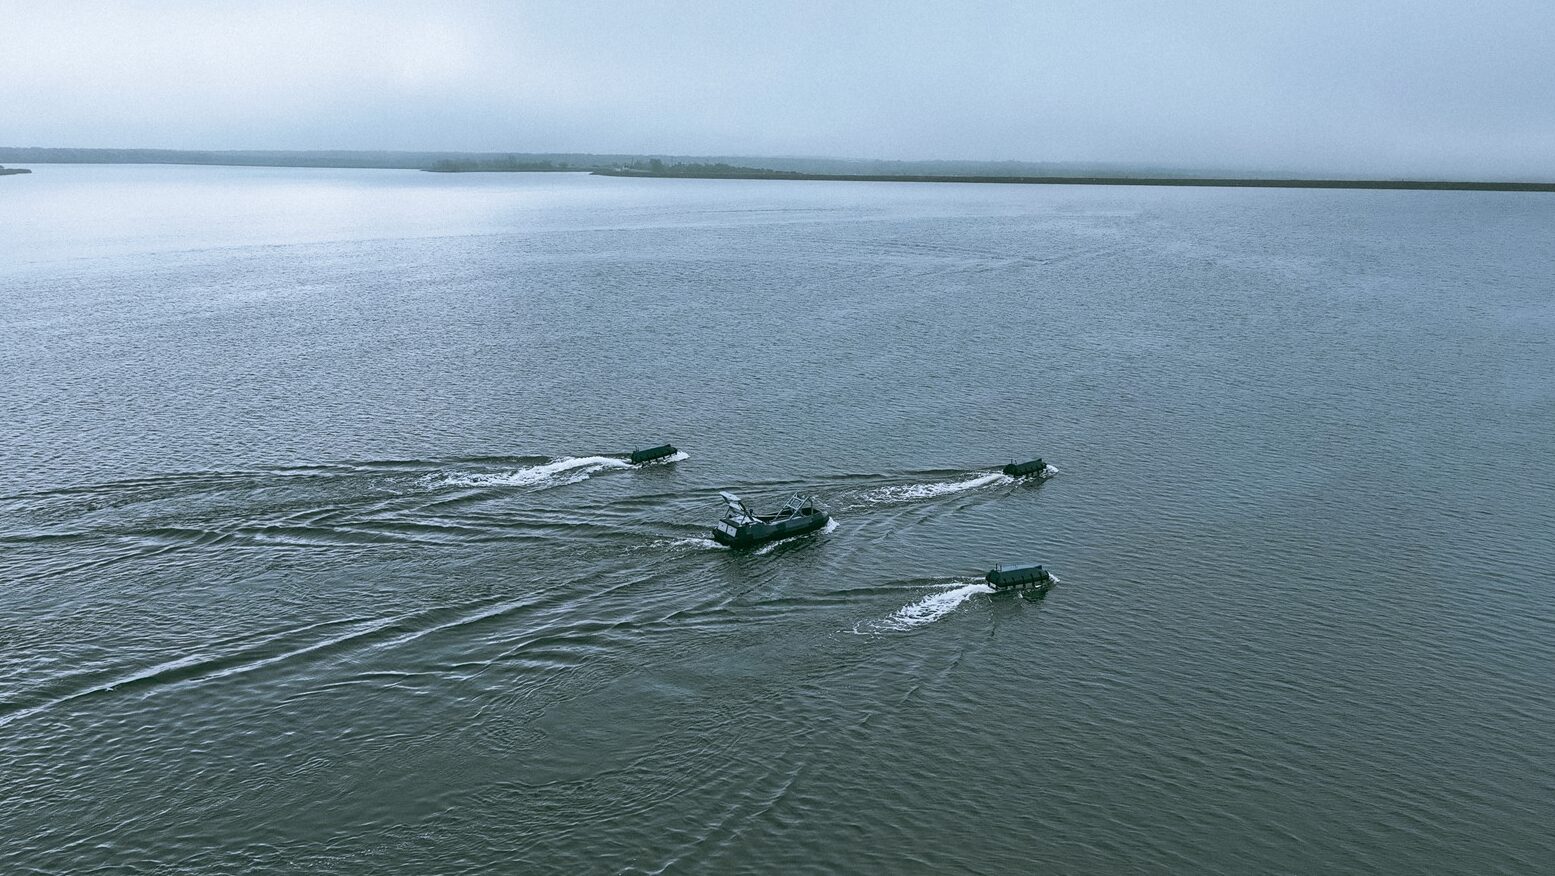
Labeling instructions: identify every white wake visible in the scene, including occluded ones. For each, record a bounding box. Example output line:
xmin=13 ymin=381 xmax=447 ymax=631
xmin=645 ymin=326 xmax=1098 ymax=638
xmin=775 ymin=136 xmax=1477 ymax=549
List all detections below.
xmin=853 ymin=580 xmax=994 ymax=634
xmin=854 ymin=472 xmax=1012 ymax=505
xmin=653 ymin=536 xmax=724 ymax=551
xmin=434 ymin=456 xmax=632 ymax=490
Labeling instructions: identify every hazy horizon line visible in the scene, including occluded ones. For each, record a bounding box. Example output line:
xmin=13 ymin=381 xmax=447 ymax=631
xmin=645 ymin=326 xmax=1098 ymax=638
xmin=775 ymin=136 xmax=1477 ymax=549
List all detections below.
xmin=5 ymin=144 xmax=1552 ymax=183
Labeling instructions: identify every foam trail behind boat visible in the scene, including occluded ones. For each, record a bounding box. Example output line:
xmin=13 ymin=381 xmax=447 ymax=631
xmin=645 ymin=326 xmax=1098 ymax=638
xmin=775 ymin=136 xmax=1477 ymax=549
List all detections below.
xmin=651 ymin=535 xmax=724 ymax=551
xmin=434 ymin=456 xmax=632 ymax=490
xmin=852 ymin=472 xmax=1011 ymax=506
xmin=853 ymin=579 xmax=993 ymax=634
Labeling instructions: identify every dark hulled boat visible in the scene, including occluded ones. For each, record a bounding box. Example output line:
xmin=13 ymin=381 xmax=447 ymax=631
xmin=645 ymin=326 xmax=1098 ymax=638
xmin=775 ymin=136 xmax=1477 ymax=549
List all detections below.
xmin=1002 ymin=457 xmax=1049 ymax=477
xmin=628 ymin=443 xmax=678 ymax=464
xmin=985 ymin=562 xmax=1053 ymax=593
xmin=712 ymin=492 xmax=830 ymax=548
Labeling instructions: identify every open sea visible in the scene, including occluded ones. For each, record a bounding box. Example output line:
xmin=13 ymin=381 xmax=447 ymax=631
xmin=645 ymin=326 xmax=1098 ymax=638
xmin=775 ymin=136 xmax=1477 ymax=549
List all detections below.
xmin=2 ymin=165 xmax=1552 ymax=874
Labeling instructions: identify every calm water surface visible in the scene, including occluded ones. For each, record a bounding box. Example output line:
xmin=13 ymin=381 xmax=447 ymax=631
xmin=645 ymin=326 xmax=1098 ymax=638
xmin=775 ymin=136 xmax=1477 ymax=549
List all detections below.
xmin=2 ymin=166 xmax=1553 ymax=874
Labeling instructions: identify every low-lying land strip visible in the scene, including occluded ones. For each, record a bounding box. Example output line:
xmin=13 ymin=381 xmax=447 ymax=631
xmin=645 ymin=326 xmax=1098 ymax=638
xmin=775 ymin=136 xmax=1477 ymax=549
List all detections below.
xmin=2 ymin=148 xmax=1547 ymax=192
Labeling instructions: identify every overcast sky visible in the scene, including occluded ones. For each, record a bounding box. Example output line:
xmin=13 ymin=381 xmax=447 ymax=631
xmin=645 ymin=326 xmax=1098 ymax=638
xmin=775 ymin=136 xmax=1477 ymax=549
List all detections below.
xmin=2 ymin=0 xmax=1552 ymax=176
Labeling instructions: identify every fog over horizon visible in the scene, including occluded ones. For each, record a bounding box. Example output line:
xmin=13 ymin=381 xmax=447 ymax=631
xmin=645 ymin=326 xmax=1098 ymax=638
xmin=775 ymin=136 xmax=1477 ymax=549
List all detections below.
xmin=3 ymin=0 xmax=1552 ymax=178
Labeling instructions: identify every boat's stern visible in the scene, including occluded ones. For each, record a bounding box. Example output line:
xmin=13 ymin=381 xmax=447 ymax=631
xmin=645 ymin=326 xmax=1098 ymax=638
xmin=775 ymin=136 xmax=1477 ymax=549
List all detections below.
xmin=711 ymin=518 xmax=748 ymax=546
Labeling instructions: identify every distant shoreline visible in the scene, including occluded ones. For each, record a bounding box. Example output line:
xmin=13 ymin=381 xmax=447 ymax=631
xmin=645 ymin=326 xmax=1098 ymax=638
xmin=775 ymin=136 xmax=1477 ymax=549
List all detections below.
xmin=2 ymin=147 xmax=1550 ymax=192
xmin=591 ymin=168 xmax=1555 ymax=193
xmin=0 ymin=148 xmax=1548 ymax=192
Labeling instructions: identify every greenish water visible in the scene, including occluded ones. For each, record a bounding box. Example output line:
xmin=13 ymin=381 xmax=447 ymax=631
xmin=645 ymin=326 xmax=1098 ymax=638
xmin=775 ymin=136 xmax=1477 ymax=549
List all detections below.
xmin=2 ymin=166 xmax=1552 ymax=874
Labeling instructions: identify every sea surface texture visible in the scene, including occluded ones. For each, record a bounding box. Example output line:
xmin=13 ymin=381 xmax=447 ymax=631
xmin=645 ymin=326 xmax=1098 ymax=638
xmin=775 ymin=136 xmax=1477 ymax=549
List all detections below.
xmin=2 ymin=166 xmax=1552 ymax=874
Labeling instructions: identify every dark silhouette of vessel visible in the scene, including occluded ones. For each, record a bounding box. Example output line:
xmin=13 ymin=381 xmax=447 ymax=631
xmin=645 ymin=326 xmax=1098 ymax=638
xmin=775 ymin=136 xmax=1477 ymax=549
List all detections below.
xmin=985 ymin=562 xmax=1053 ymax=593
xmin=712 ymin=492 xmax=830 ymax=548
xmin=628 ymin=444 xmax=678 ymax=464
xmin=1002 ymin=457 xmax=1049 ymax=477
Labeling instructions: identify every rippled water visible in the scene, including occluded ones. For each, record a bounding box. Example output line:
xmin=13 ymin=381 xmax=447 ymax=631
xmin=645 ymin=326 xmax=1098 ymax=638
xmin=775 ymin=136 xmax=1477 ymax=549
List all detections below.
xmin=3 ymin=166 xmax=1553 ymax=874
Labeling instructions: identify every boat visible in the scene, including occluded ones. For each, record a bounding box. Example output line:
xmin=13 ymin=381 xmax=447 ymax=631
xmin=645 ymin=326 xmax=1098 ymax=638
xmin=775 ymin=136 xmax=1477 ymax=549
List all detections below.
xmin=711 ymin=492 xmax=830 ymax=548
xmin=985 ymin=562 xmax=1053 ymax=593
xmin=1002 ymin=457 xmax=1049 ymax=477
xmin=628 ymin=443 xmax=678 ymax=464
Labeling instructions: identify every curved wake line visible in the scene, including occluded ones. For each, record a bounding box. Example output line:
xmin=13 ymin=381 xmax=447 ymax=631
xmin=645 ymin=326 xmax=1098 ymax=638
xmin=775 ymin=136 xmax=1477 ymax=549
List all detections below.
xmin=0 ymin=614 xmax=400 ymax=730
xmin=851 ymin=579 xmax=993 ymax=634
xmin=852 ymin=472 xmax=1012 ymax=506
xmin=0 ymin=595 xmax=545 ymax=730
xmin=429 ymin=456 xmax=632 ymax=490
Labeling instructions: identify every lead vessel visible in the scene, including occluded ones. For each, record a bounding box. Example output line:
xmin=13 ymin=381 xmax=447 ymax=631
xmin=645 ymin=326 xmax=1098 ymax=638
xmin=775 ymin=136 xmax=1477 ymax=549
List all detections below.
xmin=712 ymin=492 xmax=830 ymax=548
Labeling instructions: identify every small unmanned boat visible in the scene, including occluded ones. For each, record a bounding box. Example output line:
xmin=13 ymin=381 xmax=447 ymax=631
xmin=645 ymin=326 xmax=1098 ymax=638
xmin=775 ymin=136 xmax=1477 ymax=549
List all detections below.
xmin=627 ymin=443 xmax=679 ymax=464
xmin=711 ymin=492 xmax=830 ymax=548
xmin=1002 ymin=457 xmax=1050 ymax=478
xmin=985 ymin=562 xmax=1053 ymax=593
